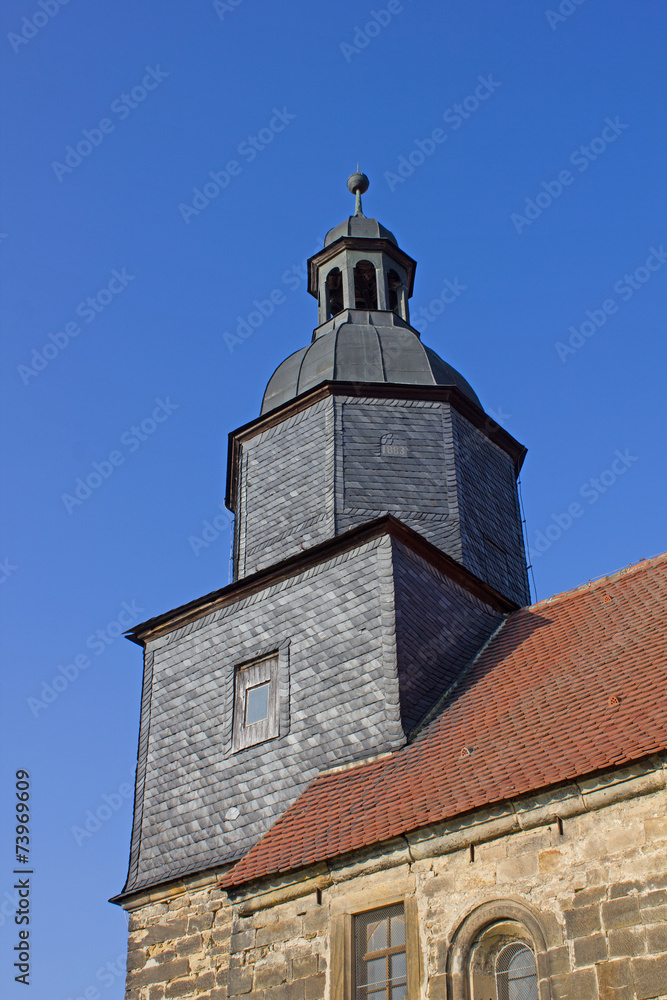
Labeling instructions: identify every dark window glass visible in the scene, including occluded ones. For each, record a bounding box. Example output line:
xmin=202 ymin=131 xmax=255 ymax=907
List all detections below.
xmin=387 ymin=270 xmax=402 ymax=313
xmin=355 ymin=904 xmax=406 ymax=1000
xmin=326 ymin=267 xmax=344 ymax=317
xmin=354 ymin=260 xmax=378 ymax=310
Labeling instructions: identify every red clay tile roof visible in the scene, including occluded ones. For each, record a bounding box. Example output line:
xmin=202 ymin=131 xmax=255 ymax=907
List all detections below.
xmin=220 ymin=554 xmax=667 ymax=889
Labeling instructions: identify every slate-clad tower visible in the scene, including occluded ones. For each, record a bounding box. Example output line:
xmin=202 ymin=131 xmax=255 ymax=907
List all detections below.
xmin=116 ymin=176 xmax=530 ymax=901
xmin=227 ymin=175 xmax=528 ymax=604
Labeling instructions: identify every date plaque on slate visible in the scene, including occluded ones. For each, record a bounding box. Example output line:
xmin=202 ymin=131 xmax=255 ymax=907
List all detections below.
xmin=381 ymin=434 xmax=408 ymax=457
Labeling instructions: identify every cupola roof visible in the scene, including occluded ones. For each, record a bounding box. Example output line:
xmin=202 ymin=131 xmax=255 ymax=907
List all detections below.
xmin=261 ymin=310 xmax=481 ymax=415
xmin=324 ymin=170 xmax=397 ymax=245
xmin=324 ymin=215 xmax=398 ymax=246
xmin=261 ymin=173 xmax=479 ymax=415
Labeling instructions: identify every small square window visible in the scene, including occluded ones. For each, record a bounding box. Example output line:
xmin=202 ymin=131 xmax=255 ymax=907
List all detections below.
xmin=245 ymin=682 xmax=269 ymax=725
xmin=233 ymin=655 xmax=279 ymax=750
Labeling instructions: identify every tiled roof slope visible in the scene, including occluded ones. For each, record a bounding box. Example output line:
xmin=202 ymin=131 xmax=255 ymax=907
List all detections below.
xmin=221 ymin=553 xmax=667 ymax=889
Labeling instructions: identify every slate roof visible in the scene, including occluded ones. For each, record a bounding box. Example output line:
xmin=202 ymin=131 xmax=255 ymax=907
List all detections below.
xmin=261 ymin=312 xmax=481 ymax=415
xmin=220 ymin=553 xmax=667 ymax=889
xmin=324 ymin=214 xmax=398 ymax=246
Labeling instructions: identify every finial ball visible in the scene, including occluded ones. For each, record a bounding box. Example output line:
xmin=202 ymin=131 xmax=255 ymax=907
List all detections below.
xmin=347 ymin=172 xmax=369 ymax=195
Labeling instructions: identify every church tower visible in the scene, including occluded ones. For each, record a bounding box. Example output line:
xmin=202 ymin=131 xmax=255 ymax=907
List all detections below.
xmin=229 ymin=173 xmax=528 ymax=603
xmin=115 ymin=174 xmax=529 ymax=904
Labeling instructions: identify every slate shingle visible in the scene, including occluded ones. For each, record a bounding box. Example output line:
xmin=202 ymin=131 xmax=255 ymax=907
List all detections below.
xmin=120 ymin=521 xmax=509 ymax=896
xmin=233 ymin=391 xmax=528 ymax=605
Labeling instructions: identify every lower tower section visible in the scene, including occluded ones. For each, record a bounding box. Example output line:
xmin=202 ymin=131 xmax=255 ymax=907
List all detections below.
xmin=117 ymin=518 xmax=513 ymax=900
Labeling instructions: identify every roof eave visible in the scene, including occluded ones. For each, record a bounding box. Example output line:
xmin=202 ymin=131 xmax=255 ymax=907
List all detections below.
xmin=225 ymin=381 xmax=527 ymax=513
xmin=125 ymin=513 xmax=519 ymax=648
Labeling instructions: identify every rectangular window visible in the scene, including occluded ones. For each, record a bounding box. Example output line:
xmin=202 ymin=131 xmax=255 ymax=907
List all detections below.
xmin=355 ymin=905 xmax=407 ymax=1000
xmin=330 ymin=898 xmax=420 ymax=1000
xmin=233 ymin=654 xmax=279 ymax=750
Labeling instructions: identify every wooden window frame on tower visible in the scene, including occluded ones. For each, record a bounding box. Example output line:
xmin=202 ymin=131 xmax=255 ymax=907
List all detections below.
xmin=227 ymin=639 xmax=290 ymax=755
xmin=232 ymin=653 xmax=280 ymax=751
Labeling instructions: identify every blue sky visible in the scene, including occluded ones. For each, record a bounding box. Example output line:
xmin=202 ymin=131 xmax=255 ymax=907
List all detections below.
xmin=1 ymin=0 xmax=666 ymax=995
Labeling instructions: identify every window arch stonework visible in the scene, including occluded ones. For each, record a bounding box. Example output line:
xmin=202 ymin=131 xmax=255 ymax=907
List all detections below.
xmin=444 ymin=899 xmax=555 ymax=1000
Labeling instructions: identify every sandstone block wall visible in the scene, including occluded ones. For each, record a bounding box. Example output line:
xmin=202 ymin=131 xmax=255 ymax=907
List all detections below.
xmin=122 ymin=765 xmax=667 ymax=1000
xmin=124 ymin=881 xmax=232 ymax=1000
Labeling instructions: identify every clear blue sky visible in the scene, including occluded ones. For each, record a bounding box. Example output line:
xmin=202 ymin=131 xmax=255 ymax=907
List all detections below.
xmin=1 ymin=1 xmax=665 ymax=995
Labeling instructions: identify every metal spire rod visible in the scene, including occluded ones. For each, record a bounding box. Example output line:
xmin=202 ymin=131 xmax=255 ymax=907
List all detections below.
xmin=347 ymin=170 xmax=370 ymax=217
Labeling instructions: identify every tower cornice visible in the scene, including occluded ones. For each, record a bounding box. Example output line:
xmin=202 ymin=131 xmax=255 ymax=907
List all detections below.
xmin=225 ymin=381 xmax=527 ymax=513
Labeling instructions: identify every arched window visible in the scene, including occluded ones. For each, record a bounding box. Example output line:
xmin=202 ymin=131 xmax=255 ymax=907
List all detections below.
xmin=326 ymin=267 xmax=344 ymax=318
xmin=354 ymin=260 xmax=378 ymax=310
xmin=495 ymin=943 xmax=538 ymax=1000
xmin=387 ymin=270 xmax=402 ymax=313
xmin=445 ymin=899 xmax=556 ymax=1000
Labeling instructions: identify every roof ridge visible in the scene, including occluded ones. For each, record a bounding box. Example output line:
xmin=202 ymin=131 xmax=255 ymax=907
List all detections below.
xmin=528 ymin=551 xmax=667 ymax=611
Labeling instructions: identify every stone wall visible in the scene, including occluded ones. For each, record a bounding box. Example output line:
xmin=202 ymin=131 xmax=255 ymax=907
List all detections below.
xmin=124 ymin=878 xmax=232 ymax=1000
xmin=121 ymin=758 xmax=667 ymax=1000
